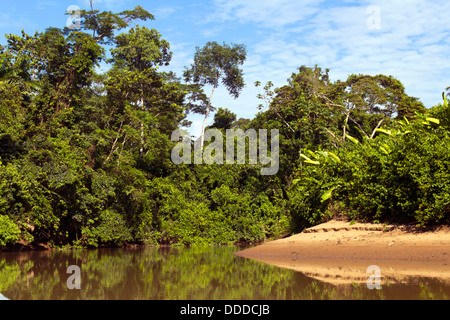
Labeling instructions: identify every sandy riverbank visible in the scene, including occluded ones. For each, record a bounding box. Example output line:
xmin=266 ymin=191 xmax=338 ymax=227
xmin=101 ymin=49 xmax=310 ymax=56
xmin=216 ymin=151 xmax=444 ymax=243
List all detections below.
xmin=234 ymin=219 xmax=450 ymax=285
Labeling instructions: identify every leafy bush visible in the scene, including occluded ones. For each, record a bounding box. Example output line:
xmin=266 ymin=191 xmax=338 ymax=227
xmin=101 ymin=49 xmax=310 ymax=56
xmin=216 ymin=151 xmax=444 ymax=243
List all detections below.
xmin=0 ymin=215 xmax=20 ymax=246
xmin=80 ymin=210 xmax=133 ymax=247
xmin=291 ymin=108 xmax=450 ymax=227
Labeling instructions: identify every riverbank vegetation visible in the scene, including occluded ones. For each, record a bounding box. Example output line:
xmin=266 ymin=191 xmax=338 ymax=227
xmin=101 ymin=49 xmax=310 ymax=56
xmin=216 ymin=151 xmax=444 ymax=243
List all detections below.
xmin=1 ymin=5 xmax=449 ymax=249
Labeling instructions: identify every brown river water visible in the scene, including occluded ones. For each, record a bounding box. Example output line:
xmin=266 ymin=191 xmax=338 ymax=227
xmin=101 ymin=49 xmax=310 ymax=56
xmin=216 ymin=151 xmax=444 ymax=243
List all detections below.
xmin=0 ymin=245 xmax=449 ymax=300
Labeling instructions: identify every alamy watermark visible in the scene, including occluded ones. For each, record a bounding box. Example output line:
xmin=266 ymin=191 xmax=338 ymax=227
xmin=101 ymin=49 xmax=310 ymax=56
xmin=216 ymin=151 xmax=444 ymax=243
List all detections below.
xmin=366 ymin=265 xmax=382 ymax=289
xmin=171 ymin=129 xmax=279 ymax=176
xmin=366 ymin=5 xmax=381 ymax=30
xmin=66 ymin=5 xmax=81 ymax=30
xmin=66 ymin=265 xmax=81 ymax=290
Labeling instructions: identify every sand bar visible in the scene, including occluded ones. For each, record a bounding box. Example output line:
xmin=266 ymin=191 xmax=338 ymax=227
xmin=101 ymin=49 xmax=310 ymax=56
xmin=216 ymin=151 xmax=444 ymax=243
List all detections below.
xmin=234 ymin=219 xmax=450 ymax=285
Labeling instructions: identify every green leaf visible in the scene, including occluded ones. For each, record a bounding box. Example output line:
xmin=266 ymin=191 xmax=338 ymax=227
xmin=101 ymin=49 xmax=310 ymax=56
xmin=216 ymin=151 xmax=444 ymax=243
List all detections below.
xmin=321 ymin=188 xmax=335 ymax=202
xmin=305 ymin=159 xmax=320 ymax=165
xmin=328 ymin=152 xmax=341 ymax=163
xmin=307 ymin=150 xmax=319 ymax=159
xmin=300 ymin=153 xmax=320 ymax=165
xmin=317 ymin=151 xmax=329 ymax=159
xmin=345 ymin=134 xmax=359 ymax=144
xmin=300 ymin=153 xmax=311 ymax=161
xmin=403 ymin=116 xmax=410 ymax=125
xmin=380 ymin=146 xmax=389 ymax=155
xmin=426 ymin=117 xmax=440 ymax=125
xmin=375 ymin=128 xmax=392 ymax=136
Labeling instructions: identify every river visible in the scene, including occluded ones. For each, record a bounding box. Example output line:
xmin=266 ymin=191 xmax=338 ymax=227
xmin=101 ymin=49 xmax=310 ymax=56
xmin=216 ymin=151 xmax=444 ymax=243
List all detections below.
xmin=0 ymin=245 xmax=449 ymax=300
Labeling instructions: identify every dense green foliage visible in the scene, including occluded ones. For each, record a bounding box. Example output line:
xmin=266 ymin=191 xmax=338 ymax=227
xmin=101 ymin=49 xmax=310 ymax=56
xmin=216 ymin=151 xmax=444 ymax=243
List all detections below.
xmin=0 ymin=215 xmax=20 ymax=246
xmin=292 ymin=113 xmax=450 ymax=229
xmin=0 ymin=5 xmax=448 ymax=249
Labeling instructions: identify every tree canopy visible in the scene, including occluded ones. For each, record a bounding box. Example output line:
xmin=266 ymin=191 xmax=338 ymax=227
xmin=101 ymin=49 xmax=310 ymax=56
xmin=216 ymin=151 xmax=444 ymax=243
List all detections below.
xmin=183 ymin=41 xmax=247 ymax=148
xmin=0 ymin=5 xmax=448 ymax=250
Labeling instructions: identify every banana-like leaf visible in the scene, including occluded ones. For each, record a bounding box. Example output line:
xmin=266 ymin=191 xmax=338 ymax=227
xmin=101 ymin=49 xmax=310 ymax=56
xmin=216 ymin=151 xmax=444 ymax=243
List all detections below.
xmin=375 ymin=128 xmax=392 ymax=136
xmin=328 ymin=152 xmax=341 ymax=163
xmin=426 ymin=117 xmax=440 ymax=125
xmin=300 ymin=153 xmax=311 ymax=161
xmin=300 ymin=154 xmax=320 ymax=165
xmin=317 ymin=151 xmax=341 ymax=164
xmin=305 ymin=159 xmax=320 ymax=165
xmin=345 ymin=134 xmax=359 ymax=144
xmin=307 ymin=150 xmax=319 ymax=159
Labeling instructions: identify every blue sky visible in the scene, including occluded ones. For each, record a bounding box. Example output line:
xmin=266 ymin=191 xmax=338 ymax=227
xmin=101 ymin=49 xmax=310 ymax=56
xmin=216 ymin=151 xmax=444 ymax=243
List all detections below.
xmin=1 ymin=0 xmax=450 ymax=137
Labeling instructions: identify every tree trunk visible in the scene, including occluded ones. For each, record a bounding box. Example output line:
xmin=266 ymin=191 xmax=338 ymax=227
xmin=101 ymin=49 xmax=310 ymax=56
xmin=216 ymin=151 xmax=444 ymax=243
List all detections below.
xmin=199 ymin=108 xmax=210 ymax=150
xmin=343 ymin=99 xmax=351 ymax=141
xmin=200 ymin=87 xmax=216 ymax=149
xmin=139 ymin=97 xmax=145 ymax=159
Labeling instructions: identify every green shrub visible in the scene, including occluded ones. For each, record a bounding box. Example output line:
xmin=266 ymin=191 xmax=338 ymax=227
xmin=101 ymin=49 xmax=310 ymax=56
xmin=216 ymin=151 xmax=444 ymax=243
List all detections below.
xmin=0 ymin=215 xmax=20 ymax=246
xmin=291 ymin=112 xmax=450 ymax=227
xmin=80 ymin=210 xmax=133 ymax=247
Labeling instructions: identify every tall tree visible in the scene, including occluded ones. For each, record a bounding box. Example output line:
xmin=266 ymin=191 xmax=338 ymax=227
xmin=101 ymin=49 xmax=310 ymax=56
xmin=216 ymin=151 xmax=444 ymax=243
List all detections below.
xmin=183 ymin=41 xmax=247 ymax=148
xmin=256 ymin=66 xmax=341 ymax=148
xmin=341 ymin=74 xmax=426 ymax=140
xmin=2 ymin=28 xmax=105 ymax=131
xmin=106 ymin=26 xmax=183 ymax=163
xmin=66 ymin=4 xmax=155 ymax=45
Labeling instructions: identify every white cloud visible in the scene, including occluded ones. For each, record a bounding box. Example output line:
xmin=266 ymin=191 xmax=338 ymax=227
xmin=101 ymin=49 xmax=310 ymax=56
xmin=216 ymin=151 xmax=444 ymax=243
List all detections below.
xmin=78 ymin=0 xmax=126 ymax=11
xmin=207 ymin=0 xmax=323 ymax=28
xmin=202 ymin=0 xmax=450 ymax=109
xmin=153 ymin=7 xmax=177 ymax=19
xmin=0 ymin=13 xmax=36 ymax=30
xmin=37 ymin=1 xmax=59 ymax=10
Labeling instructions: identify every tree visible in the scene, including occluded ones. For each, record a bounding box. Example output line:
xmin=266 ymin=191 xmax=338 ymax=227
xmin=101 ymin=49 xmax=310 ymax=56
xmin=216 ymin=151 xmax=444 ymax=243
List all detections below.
xmin=232 ymin=118 xmax=251 ymax=129
xmin=255 ymin=66 xmax=341 ymax=149
xmin=1 ymin=27 xmax=105 ymax=132
xmin=263 ymin=66 xmax=427 ymax=145
xmin=66 ymin=4 xmax=155 ymax=45
xmin=257 ymin=66 xmax=345 ymax=138
xmin=341 ymin=74 xmax=426 ymax=140
xmin=183 ymin=41 xmax=247 ymax=148
xmin=0 ymin=38 xmax=39 ymax=135
xmin=344 ymin=74 xmax=425 ymax=118
xmin=210 ymin=107 xmax=237 ymax=130
xmin=107 ymin=26 xmax=177 ymax=160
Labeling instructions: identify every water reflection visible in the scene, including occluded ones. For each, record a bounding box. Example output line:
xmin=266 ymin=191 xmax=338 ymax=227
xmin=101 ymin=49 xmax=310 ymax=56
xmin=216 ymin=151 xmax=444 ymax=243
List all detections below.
xmin=0 ymin=246 xmax=449 ymax=300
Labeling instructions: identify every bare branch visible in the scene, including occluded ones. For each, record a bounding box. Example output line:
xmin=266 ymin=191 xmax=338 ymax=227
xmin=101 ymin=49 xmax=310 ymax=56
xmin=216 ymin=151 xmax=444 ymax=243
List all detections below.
xmin=370 ymin=117 xmax=386 ymax=139
xmin=349 ymin=116 xmax=369 ymax=139
xmin=104 ymin=120 xmax=123 ymax=165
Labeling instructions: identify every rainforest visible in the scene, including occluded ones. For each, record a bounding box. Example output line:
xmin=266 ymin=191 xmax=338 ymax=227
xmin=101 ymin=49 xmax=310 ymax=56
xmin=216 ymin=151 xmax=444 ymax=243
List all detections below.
xmin=1 ymin=5 xmax=449 ymax=250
